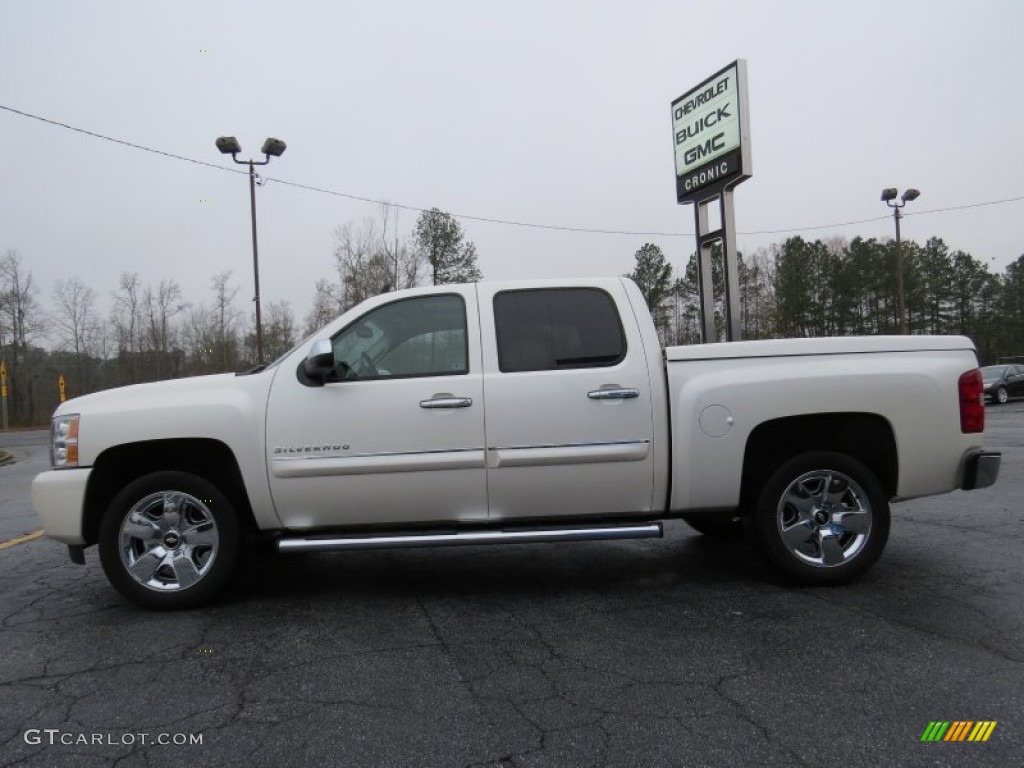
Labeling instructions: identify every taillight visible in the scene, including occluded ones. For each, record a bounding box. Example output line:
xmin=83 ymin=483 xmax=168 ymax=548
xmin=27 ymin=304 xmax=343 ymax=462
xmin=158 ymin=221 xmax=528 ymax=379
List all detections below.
xmin=958 ymin=369 xmax=985 ymax=433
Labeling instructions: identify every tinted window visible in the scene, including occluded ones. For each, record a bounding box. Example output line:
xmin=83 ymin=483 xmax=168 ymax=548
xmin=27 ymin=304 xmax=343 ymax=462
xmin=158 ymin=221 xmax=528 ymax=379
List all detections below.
xmin=331 ymin=294 xmax=468 ymax=379
xmin=494 ymin=288 xmax=626 ymax=373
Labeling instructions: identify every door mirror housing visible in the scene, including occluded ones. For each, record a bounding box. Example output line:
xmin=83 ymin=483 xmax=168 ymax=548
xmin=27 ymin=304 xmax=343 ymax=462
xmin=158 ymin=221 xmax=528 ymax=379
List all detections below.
xmin=302 ymin=339 xmax=335 ymax=384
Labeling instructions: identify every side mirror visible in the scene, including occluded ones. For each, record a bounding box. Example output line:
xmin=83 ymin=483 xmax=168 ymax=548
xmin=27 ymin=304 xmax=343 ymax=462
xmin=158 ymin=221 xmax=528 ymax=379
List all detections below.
xmin=302 ymin=339 xmax=335 ymax=384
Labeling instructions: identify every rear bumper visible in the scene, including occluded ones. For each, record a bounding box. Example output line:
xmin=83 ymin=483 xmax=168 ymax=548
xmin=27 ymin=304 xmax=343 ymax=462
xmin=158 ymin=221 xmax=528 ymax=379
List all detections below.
xmin=961 ymin=451 xmax=1000 ymax=491
xmin=31 ymin=468 xmax=92 ymax=545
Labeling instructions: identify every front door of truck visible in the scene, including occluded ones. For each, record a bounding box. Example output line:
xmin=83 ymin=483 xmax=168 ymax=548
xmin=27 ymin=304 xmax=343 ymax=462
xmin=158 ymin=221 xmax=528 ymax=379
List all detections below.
xmin=265 ymin=287 xmax=487 ymax=528
xmin=476 ymin=281 xmax=657 ymax=521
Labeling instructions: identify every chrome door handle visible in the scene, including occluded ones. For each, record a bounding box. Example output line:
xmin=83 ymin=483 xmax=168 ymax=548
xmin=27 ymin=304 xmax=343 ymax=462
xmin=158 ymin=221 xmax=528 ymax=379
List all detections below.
xmin=587 ymin=388 xmax=640 ymax=400
xmin=420 ymin=397 xmax=473 ymax=409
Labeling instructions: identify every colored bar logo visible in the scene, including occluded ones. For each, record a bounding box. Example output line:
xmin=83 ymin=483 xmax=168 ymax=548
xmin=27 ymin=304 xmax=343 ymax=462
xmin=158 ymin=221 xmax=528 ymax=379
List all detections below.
xmin=920 ymin=721 xmax=997 ymax=742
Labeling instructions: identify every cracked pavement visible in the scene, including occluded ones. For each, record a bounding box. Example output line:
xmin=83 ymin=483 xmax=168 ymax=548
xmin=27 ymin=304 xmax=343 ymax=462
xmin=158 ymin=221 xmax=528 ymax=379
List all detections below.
xmin=0 ymin=409 xmax=1022 ymax=768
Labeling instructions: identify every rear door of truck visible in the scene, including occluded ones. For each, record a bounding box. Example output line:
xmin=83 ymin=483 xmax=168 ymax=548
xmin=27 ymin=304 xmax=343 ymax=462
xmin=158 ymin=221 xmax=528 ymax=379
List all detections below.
xmin=476 ymin=280 xmax=657 ymax=520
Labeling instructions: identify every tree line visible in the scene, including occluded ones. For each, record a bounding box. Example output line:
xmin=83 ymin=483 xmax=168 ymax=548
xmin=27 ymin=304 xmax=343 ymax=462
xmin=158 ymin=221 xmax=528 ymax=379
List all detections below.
xmin=628 ymin=235 xmax=1022 ymax=366
xmin=3 ymin=208 xmax=1020 ymax=427
xmin=0 ymin=206 xmax=482 ymax=426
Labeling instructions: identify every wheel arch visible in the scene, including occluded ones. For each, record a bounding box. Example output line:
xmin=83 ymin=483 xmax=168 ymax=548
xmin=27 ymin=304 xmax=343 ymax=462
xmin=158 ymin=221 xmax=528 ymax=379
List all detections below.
xmin=82 ymin=438 xmax=257 ymax=546
xmin=740 ymin=413 xmax=898 ymax=510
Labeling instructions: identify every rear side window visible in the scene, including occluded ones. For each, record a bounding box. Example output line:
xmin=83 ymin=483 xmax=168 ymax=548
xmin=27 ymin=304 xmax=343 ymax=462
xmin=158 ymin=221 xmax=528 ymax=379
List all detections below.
xmin=494 ymin=288 xmax=626 ymax=372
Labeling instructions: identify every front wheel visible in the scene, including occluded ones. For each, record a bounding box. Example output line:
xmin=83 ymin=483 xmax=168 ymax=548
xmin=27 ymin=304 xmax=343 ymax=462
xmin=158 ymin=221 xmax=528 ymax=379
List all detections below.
xmin=996 ymin=386 xmax=1008 ymax=405
xmin=750 ymin=452 xmax=889 ymax=586
xmin=99 ymin=471 xmax=241 ymax=609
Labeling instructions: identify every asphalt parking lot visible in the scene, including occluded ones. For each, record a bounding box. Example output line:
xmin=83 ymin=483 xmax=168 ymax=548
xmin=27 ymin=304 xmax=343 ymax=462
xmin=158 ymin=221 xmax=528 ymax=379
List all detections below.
xmin=0 ymin=406 xmax=1021 ymax=768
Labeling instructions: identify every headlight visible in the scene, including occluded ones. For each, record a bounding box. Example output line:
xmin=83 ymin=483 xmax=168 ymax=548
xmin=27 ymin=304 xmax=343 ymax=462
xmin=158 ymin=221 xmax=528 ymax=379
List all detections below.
xmin=51 ymin=414 xmax=80 ymax=468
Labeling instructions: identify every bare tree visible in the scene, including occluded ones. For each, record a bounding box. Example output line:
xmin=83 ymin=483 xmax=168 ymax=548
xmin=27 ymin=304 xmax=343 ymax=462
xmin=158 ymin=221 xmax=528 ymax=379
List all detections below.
xmin=311 ymin=204 xmax=425 ymax=325
xmin=52 ymin=277 xmax=100 ymax=391
xmin=1 ymin=249 xmax=46 ymax=350
xmin=111 ymin=272 xmax=143 ymax=383
xmin=261 ymin=300 xmax=297 ymax=361
xmin=740 ymin=248 xmax=777 ymax=339
xmin=142 ymin=278 xmax=186 ymax=377
xmin=211 ymin=271 xmax=242 ymax=369
xmin=378 ymin=203 xmax=423 ymax=292
xmin=334 ymin=219 xmax=394 ymax=309
xmin=304 ymin=278 xmax=341 ymax=335
xmin=1 ymin=250 xmax=47 ymax=421
xmin=52 ymin=277 xmax=99 ymax=356
xmin=181 ymin=304 xmax=215 ymax=373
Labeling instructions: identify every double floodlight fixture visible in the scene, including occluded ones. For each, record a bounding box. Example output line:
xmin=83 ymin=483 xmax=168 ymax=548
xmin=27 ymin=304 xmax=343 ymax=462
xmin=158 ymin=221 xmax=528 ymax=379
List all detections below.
xmin=879 ymin=186 xmax=921 ymax=336
xmin=215 ymin=136 xmax=287 ymax=159
xmin=214 ymin=133 xmax=288 ymax=365
xmin=881 ymin=187 xmax=921 ymax=205
xmin=880 ymin=187 xmax=898 ymax=202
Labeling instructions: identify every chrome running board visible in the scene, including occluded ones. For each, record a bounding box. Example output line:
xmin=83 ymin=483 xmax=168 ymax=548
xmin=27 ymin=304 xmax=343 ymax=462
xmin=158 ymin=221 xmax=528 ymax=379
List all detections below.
xmin=277 ymin=522 xmax=663 ymax=553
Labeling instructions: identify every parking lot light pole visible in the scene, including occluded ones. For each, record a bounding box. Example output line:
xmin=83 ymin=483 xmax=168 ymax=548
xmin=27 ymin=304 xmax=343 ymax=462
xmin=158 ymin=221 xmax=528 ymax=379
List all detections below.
xmin=216 ymin=136 xmax=287 ymax=364
xmin=881 ymin=187 xmax=920 ymax=335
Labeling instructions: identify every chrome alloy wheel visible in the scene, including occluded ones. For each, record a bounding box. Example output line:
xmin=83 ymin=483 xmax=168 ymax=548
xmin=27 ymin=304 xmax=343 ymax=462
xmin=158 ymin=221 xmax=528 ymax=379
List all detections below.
xmin=118 ymin=491 xmax=219 ymax=591
xmin=776 ymin=469 xmax=871 ymax=567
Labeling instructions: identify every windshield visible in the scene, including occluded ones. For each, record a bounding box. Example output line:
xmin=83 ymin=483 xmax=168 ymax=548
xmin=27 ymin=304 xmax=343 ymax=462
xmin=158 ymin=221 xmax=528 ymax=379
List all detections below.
xmin=980 ymin=366 xmax=1009 ymax=378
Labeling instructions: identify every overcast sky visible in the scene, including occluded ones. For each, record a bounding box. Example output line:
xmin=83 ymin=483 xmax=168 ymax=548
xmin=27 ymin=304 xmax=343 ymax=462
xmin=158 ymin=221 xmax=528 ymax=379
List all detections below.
xmin=2 ymin=0 xmax=1022 ymax=337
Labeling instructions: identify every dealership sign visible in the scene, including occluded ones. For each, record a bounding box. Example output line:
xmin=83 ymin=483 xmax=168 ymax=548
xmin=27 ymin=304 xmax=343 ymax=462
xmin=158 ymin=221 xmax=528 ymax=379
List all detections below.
xmin=671 ymin=60 xmax=751 ymax=202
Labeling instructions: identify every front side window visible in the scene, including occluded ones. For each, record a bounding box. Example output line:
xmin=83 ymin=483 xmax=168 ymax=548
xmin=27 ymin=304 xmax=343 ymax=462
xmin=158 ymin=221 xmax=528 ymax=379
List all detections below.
xmin=330 ymin=294 xmax=468 ymax=380
xmin=494 ymin=288 xmax=626 ymax=373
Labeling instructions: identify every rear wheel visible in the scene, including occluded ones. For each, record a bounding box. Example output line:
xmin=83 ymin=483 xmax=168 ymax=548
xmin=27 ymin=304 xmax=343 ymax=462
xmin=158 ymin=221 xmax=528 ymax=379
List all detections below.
xmin=99 ymin=471 xmax=241 ymax=609
xmin=751 ymin=451 xmax=889 ymax=586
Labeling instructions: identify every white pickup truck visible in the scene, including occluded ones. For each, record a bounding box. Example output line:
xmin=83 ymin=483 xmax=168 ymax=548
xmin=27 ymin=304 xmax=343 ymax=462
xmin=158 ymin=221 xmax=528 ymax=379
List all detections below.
xmin=32 ymin=278 xmax=1000 ymax=608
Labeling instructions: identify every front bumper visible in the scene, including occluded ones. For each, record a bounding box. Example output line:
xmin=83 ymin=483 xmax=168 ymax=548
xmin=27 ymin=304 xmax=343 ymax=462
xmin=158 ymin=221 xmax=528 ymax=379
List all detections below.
xmin=31 ymin=468 xmax=92 ymax=545
xmin=961 ymin=451 xmax=1000 ymax=491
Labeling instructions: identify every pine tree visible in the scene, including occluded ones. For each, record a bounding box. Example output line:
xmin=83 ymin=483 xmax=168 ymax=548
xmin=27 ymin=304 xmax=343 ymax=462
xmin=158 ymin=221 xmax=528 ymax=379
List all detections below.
xmin=412 ymin=208 xmax=482 ymax=285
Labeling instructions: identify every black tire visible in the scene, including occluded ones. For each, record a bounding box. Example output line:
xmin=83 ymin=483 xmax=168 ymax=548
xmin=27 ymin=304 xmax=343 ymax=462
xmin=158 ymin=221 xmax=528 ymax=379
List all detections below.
xmin=99 ymin=471 xmax=241 ymax=609
xmin=681 ymin=512 xmax=746 ymax=540
xmin=750 ymin=451 xmax=889 ymax=586
xmin=996 ymin=386 xmax=1008 ymax=405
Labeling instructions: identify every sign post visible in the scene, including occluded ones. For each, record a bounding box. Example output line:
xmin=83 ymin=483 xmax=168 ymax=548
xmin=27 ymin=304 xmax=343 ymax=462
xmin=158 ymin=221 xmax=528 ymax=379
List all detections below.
xmin=1 ymin=360 xmax=7 ymax=431
xmin=671 ymin=59 xmax=752 ymax=342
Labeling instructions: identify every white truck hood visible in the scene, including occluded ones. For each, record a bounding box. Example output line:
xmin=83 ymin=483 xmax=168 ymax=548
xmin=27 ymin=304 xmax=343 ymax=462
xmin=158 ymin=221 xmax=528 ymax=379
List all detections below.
xmin=53 ymin=373 xmax=256 ymax=418
xmin=51 ymin=371 xmax=277 ymax=466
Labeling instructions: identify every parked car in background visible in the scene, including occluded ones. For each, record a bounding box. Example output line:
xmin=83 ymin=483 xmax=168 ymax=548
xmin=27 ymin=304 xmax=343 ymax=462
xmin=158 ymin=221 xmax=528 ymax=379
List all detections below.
xmin=981 ymin=364 xmax=1024 ymax=404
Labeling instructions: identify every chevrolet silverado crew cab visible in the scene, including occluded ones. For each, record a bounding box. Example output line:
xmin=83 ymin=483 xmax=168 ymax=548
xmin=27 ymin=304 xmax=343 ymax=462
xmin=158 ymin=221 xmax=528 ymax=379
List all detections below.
xmin=32 ymin=278 xmax=1000 ymax=608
